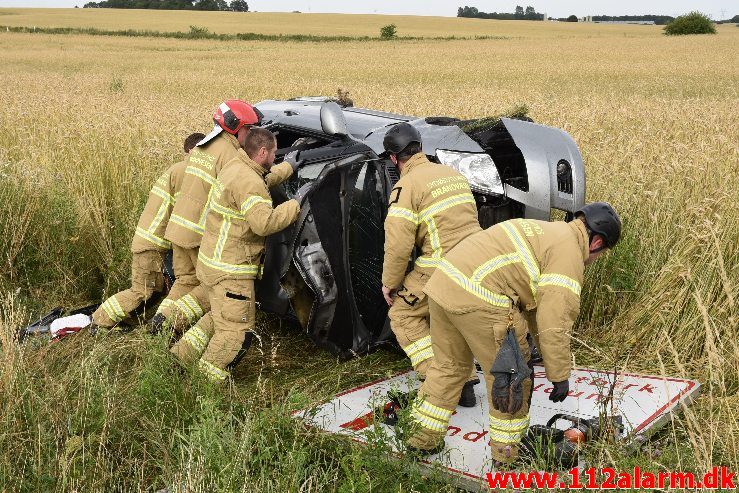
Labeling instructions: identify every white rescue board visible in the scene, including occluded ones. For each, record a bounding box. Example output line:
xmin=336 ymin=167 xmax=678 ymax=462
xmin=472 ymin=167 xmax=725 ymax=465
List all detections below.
xmin=294 ymin=365 xmax=700 ymax=488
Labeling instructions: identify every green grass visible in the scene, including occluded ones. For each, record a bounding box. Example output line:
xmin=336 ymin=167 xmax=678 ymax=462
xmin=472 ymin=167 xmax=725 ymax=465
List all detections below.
xmin=2 ymin=302 xmax=469 ymax=492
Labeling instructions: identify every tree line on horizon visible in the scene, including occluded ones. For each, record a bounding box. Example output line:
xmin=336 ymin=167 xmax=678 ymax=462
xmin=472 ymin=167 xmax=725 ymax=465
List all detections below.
xmin=82 ymin=0 xmax=248 ymax=11
xmin=457 ymin=5 xmax=544 ymax=21
xmin=457 ymin=6 xmax=685 ymax=25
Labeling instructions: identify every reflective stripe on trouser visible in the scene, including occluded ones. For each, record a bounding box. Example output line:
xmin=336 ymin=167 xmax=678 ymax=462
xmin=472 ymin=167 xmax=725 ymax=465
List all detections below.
xmin=198 ymin=278 xmax=256 ymax=383
xmin=389 ymin=269 xmax=478 ymax=381
xmin=157 ymin=245 xmax=211 ymax=333
xmin=407 ymin=299 xmax=531 ymax=462
xmin=155 ymin=272 xmax=194 ymax=317
xmin=389 ymin=270 xmax=434 ymax=377
xmin=170 ymin=312 xmax=214 ymax=367
xmin=92 ymin=250 xmax=164 ymax=328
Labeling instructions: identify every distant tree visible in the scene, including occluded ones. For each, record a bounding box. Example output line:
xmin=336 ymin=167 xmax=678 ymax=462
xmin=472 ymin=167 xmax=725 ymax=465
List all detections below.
xmin=457 ymin=5 xmax=542 ymax=21
xmin=192 ymin=0 xmax=227 ymax=10
xmin=730 ymin=14 xmax=739 ymax=23
xmin=229 ymin=0 xmax=247 ymax=11
xmin=664 ymin=11 xmax=716 ymax=35
xmin=380 ymin=23 xmax=397 ymax=39
xmin=567 ymin=15 xmax=578 ymax=22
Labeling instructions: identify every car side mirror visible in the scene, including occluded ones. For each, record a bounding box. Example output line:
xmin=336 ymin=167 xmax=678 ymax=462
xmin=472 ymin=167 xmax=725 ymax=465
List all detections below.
xmin=320 ymin=102 xmax=350 ymax=137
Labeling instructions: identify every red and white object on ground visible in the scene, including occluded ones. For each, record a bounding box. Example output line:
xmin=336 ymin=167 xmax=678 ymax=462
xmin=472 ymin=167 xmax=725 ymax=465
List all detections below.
xmin=49 ymin=314 xmax=91 ymax=341
xmin=294 ymin=365 xmax=700 ymax=485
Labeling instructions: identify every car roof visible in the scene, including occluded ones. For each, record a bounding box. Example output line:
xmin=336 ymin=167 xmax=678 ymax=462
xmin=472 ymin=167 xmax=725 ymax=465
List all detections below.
xmin=255 ymin=99 xmax=484 ymax=155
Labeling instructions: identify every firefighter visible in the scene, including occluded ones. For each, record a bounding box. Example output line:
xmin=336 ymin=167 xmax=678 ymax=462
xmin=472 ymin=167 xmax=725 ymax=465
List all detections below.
xmin=403 ymin=203 xmax=621 ymax=461
xmin=380 ymin=123 xmax=482 ymax=413
xmin=150 ymin=100 xmax=263 ymax=335
xmin=169 ymin=128 xmax=303 ymax=382
xmin=91 ymin=132 xmax=205 ymax=330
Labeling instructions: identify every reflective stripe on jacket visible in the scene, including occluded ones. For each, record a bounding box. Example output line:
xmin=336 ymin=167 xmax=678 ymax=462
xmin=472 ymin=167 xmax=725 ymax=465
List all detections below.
xmin=381 ymin=153 xmax=482 ymax=289
xmin=424 ymin=219 xmax=590 ymax=382
xmin=165 ymin=132 xmax=241 ymax=249
xmin=131 ymin=160 xmax=187 ymax=253
xmin=196 ymin=152 xmax=299 ymax=286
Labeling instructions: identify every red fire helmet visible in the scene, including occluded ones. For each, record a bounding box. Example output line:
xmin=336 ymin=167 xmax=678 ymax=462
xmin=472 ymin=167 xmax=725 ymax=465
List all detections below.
xmin=213 ymin=99 xmax=261 ymax=135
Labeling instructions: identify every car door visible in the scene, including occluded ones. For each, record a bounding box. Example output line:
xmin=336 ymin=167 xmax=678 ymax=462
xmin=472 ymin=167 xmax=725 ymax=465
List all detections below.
xmin=281 ymin=148 xmax=394 ymax=358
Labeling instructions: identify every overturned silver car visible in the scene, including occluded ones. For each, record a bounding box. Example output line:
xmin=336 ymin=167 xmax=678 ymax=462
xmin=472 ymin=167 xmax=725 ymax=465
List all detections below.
xmin=254 ymin=98 xmax=586 ymax=359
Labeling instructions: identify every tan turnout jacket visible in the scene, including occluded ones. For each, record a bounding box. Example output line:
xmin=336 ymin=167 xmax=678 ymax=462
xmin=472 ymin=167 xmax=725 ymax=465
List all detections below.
xmin=131 ymin=160 xmax=187 ymax=253
xmin=165 ymin=132 xmax=242 ymax=249
xmin=424 ymin=219 xmax=590 ymax=383
xmin=196 ymin=151 xmax=299 ymax=286
xmin=382 ymin=153 xmax=481 ymax=289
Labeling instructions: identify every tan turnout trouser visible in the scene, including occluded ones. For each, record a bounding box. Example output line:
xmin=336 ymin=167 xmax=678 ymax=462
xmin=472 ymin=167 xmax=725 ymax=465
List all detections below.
xmin=407 ymin=299 xmax=531 ymax=463
xmin=92 ymin=250 xmax=164 ymax=328
xmin=389 ymin=270 xmax=477 ymax=382
xmin=170 ymin=312 xmax=215 ymax=366
xmin=156 ymin=244 xmax=211 ymax=334
xmin=193 ymin=279 xmax=256 ymax=383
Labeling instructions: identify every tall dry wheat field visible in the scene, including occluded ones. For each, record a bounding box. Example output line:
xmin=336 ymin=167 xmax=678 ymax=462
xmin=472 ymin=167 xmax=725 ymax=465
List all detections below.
xmin=0 ymin=9 xmax=737 ymax=491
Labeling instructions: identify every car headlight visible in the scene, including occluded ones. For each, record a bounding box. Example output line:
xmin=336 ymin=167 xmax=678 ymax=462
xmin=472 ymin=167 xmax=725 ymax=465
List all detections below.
xmin=435 ymin=150 xmax=504 ymax=196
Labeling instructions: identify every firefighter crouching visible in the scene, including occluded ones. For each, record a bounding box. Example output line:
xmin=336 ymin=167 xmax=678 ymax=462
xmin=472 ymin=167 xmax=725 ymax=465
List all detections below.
xmin=150 ymin=100 xmax=263 ymax=336
xmin=380 ymin=123 xmax=482 ymax=414
xmin=170 ymin=128 xmax=305 ymax=382
xmin=403 ymin=203 xmax=622 ymax=462
xmin=91 ymin=132 xmax=205 ymax=330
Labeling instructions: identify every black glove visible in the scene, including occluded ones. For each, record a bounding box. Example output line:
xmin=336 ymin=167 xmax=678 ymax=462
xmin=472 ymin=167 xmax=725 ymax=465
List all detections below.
xmin=294 ymin=182 xmax=313 ymax=204
xmin=284 ymin=150 xmax=301 ymax=172
xmin=549 ymin=380 xmax=569 ymax=403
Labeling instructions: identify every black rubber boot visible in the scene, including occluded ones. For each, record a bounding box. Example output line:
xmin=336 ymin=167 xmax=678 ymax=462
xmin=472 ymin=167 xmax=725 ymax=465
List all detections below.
xmin=406 ymin=440 xmax=445 ymax=458
xmin=148 ymin=313 xmax=167 ymax=335
xmin=458 ymin=380 xmax=477 ymax=407
xmin=86 ymin=322 xmax=100 ymax=336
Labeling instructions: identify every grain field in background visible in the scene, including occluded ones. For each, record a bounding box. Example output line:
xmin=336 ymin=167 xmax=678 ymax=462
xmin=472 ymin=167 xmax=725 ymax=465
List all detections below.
xmin=0 ymin=10 xmax=737 ymax=491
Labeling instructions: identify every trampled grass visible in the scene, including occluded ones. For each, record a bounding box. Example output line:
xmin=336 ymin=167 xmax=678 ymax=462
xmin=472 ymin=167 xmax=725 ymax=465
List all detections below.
xmin=0 ymin=9 xmax=737 ymax=491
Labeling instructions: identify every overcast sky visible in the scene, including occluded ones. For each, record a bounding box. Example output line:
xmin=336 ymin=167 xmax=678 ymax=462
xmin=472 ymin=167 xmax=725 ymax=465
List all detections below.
xmin=0 ymin=1 xmax=735 ymax=19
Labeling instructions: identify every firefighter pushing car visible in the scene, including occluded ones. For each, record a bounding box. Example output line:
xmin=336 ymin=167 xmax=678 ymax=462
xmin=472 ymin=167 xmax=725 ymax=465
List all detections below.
xmin=90 ymin=132 xmax=204 ymax=330
xmin=170 ymin=128 xmax=304 ymax=382
xmin=402 ymin=203 xmax=621 ymax=462
xmin=149 ymin=100 xmax=263 ymax=335
xmin=380 ymin=123 xmax=483 ymax=411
